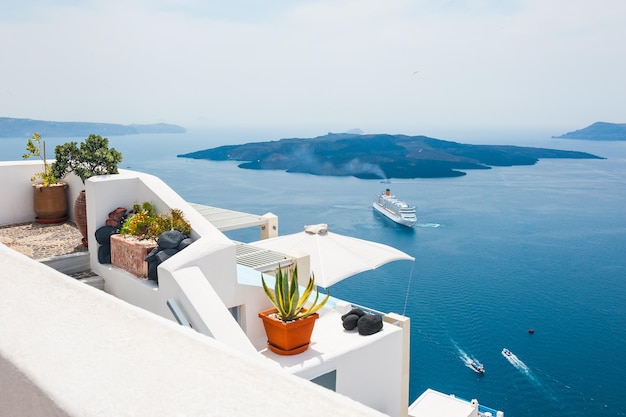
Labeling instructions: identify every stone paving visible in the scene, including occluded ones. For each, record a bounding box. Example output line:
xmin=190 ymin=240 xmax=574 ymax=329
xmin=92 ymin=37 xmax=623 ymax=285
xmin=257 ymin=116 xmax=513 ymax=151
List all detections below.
xmin=0 ymin=221 xmax=88 ymax=260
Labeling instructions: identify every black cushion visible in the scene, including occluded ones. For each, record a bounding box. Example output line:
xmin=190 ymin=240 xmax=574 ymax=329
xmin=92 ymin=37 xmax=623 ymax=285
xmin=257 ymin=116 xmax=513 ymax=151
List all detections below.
xmin=177 ymin=238 xmax=194 ymax=251
xmin=158 ymin=230 xmax=186 ymax=249
xmin=341 ymin=308 xmax=365 ymax=321
xmin=144 ymin=247 xmax=160 ymax=263
xmin=147 ymin=262 xmax=159 ymax=281
xmin=357 ymin=314 xmax=383 ymax=336
xmin=156 ymin=248 xmax=179 ymax=263
xmin=98 ymin=244 xmax=111 ymax=264
xmin=95 ymin=226 xmax=117 ymax=245
xmin=342 ymin=314 xmax=360 ymax=330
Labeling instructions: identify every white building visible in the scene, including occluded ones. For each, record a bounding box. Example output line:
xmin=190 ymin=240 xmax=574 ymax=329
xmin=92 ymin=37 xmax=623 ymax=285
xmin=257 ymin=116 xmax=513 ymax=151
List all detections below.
xmin=0 ymin=160 xmax=502 ymax=417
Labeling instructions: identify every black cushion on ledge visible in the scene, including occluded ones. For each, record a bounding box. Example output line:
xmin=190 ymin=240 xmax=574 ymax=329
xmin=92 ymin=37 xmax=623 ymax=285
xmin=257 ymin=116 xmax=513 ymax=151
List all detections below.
xmin=357 ymin=314 xmax=383 ymax=336
xmin=177 ymin=237 xmax=194 ymax=251
xmin=98 ymin=244 xmax=111 ymax=264
xmin=95 ymin=226 xmax=118 ymax=245
xmin=144 ymin=247 xmax=160 ymax=263
xmin=158 ymin=230 xmax=186 ymax=249
xmin=342 ymin=314 xmax=360 ymax=330
xmin=341 ymin=308 xmax=365 ymax=321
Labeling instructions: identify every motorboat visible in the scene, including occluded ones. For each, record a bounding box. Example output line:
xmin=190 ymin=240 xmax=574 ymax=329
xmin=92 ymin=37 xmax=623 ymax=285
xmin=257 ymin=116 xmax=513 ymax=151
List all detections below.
xmin=372 ymin=189 xmax=417 ymax=227
xmin=470 ymin=360 xmax=485 ymax=374
xmin=502 ymin=348 xmax=513 ymax=357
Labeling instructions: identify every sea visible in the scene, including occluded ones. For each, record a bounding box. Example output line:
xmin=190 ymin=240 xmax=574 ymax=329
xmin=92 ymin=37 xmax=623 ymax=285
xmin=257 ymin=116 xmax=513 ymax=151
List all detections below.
xmin=2 ymin=129 xmax=625 ymax=417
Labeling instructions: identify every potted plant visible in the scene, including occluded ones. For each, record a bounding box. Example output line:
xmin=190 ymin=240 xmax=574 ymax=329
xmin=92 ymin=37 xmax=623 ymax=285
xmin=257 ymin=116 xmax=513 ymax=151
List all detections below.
xmin=259 ymin=264 xmax=329 ymax=355
xmin=22 ymin=132 xmax=69 ymax=223
xmin=110 ymin=202 xmax=192 ymax=278
xmin=51 ymin=134 xmax=123 ymax=245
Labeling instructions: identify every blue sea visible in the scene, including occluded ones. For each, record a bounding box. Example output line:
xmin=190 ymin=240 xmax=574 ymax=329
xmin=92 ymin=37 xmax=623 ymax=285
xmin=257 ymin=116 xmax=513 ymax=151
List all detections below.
xmin=2 ymin=130 xmax=625 ymax=417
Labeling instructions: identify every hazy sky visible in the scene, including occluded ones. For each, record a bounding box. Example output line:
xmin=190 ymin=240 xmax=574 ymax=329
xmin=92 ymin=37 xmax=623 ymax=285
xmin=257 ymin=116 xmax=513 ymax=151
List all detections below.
xmin=1 ymin=0 xmax=625 ymax=138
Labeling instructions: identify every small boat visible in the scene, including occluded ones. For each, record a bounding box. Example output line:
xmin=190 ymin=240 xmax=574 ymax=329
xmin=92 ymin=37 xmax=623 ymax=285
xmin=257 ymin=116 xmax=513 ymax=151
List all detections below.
xmin=372 ymin=189 xmax=417 ymax=227
xmin=470 ymin=360 xmax=485 ymax=374
xmin=502 ymin=348 xmax=512 ymax=357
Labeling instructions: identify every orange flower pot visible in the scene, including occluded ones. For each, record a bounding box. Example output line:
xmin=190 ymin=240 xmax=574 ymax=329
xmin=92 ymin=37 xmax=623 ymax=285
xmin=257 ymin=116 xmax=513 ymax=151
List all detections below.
xmin=258 ymin=308 xmax=319 ymax=355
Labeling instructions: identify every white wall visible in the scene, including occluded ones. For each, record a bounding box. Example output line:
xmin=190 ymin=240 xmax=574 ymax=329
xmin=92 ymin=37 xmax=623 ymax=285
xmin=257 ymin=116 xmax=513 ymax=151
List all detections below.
xmin=0 ymin=160 xmax=88 ymax=226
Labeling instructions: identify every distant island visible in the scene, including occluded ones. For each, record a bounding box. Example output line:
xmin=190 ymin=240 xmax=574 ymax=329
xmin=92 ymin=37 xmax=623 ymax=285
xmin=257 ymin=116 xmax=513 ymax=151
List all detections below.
xmin=553 ymin=122 xmax=626 ymax=141
xmin=178 ymin=132 xmax=603 ymax=179
xmin=0 ymin=117 xmax=186 ymax=138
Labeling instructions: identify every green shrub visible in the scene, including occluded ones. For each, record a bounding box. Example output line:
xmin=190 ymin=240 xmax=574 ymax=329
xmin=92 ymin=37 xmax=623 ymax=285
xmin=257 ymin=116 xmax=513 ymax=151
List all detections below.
xmin=120 ymin=202 xmax=191 ymax=241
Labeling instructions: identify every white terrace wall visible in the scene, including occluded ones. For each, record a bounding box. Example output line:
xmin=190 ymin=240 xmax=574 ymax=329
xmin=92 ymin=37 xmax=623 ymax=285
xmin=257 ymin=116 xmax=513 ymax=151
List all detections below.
xmin=0 ymin=243 xmax=387 ymax=417
xmin=0 ymin=160 xmax=84 ymax=226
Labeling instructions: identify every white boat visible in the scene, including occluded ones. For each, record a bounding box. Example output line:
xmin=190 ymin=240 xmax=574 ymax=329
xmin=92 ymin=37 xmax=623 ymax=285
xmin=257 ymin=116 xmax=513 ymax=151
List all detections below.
xmin=502 ymin=348 xmax=513 ymax=357
xmin=372 ymin=188 xmax=417 ymax=227
xmin=470 ymin=359 xmax=485 ymax=374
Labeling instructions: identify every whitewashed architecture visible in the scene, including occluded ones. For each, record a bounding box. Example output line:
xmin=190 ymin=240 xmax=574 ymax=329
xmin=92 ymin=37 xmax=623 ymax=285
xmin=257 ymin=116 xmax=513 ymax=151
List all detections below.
xmin=0 ymin=160 xmax=502 ymax=417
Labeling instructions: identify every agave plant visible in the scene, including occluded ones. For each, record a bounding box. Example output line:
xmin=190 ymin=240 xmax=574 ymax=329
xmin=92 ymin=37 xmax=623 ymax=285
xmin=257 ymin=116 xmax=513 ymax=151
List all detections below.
xmin=262 ymin=264 xmax=329 ymax=322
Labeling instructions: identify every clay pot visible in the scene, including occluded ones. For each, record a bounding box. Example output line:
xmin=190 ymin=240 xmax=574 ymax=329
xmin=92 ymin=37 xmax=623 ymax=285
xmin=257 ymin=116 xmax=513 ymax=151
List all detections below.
xmin=74 ymin=190 xmax=88 ymax=246
xmin=258 ymin=308 xmax=319 ymax=355
xmin=33 ymin=182 xmax=68 ymax=223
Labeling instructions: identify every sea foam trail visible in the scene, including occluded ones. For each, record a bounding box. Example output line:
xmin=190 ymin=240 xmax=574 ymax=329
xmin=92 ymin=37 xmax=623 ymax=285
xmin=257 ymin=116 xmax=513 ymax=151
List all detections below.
xmin=453 ymin=341 xmax=481 ymax=372
xmin=502 ymin=349 xmax=560 ymax=404
xmin=415 ymin=223 xmax=441 ymax=228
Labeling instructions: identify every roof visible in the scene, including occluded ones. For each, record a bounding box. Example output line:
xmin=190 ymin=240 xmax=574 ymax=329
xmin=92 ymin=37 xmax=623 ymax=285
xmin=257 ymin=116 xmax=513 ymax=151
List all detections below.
xmin=408 ymin=389 xmax=478 ymax=417
xmin=190 ymin=203 xmax=267 ymax=231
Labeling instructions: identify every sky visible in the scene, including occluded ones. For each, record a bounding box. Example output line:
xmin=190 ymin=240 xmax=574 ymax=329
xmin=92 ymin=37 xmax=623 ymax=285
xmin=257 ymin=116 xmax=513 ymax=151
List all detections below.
xmin=1 ymin=0 xmax=625 ymax=140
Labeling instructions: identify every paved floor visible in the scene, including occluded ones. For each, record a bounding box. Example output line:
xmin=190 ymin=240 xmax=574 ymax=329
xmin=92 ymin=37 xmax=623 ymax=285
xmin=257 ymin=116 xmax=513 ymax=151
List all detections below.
xmin=0 ymin=221 xmax=87 ymax=259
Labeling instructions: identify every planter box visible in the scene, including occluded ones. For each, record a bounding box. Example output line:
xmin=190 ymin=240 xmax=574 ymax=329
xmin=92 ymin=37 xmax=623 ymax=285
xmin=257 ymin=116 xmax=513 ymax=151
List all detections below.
xmin=110 ymin=234 xmax=156 ymax=278
xmin=258 ymin=308 xmax=319 ymax=355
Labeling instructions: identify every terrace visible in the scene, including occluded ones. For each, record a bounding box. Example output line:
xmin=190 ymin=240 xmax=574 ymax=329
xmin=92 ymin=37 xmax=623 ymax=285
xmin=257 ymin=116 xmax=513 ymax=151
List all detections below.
xmin=0 ymin=160 xmax=412 ymax=417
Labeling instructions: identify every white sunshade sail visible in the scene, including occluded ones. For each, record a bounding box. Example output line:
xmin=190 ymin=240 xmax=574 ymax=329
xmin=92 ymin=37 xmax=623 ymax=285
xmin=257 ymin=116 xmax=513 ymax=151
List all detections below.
xmin=249 ymin=224 xmax=415 ymax=288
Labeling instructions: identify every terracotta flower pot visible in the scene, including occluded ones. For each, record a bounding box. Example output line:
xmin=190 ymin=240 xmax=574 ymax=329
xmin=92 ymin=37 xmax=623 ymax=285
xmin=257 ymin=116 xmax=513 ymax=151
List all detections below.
xmin=74 ymin=190 xmax=88 ymax=246
xmin=32 ymin=182 xmax=68 ymax=223
xmin=258 ymin=308 xmax=319 ymax=355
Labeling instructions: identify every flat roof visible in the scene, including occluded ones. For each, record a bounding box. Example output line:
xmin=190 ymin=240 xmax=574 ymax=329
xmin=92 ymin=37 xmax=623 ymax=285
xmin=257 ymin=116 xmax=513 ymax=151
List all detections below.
xmin=190 ymin=203 xmax=293 ymax=272
xmin=408 ymin=389 xmax=478 ymax=417
xmin=190 ymin=203 xmax=267 ymax=231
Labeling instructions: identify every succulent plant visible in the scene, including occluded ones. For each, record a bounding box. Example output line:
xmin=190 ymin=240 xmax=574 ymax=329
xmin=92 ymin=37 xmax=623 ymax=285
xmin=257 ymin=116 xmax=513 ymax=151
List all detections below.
xmin=262 ymin=264 xmax=329 ymax=322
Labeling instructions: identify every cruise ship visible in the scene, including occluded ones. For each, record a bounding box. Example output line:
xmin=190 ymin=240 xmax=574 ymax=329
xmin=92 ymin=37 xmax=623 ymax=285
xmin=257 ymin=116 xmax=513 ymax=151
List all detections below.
xmin=373 ymin=189 xmax=417 ymax=227
xmin=0 ymin=160 xmax=503 ymax=417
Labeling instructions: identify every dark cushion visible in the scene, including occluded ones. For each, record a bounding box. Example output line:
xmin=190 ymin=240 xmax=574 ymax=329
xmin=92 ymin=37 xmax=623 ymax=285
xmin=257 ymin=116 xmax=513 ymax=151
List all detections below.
xmin=341 ymin=308 xmax=365 ymax=321
xmin=95 ymin=226 xmax=117 ymax=245
xmin=158 ymin=230 xmax=186 ymax=249
xmin=98 ymin=244 xmax=111 ymax=264
xmin=144 ymin=247 xmax=160 ymax=263
xmin=342 ymin=314 xmax=360 ymax=330
xmin=147 ymin=262 xmax=159 ymax=281
xmin=177 ymin=238 xmax=194 ymax=251
xmin=357 ymin=314 xmax=383 ymax=336
xmin=156 ymin=248 xmax=179 ymax=263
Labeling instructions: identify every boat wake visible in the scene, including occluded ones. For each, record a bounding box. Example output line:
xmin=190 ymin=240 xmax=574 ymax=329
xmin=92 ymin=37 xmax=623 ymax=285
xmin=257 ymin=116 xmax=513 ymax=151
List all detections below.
xmin=453 ymin=342 xmax=484 ymax=374
xmin=502 ymin=348 xmax=561 ymax=404
xmin=415 ymin=223 xmax=440 ymax=228
xmin=502 ymin=349 xmax=542 ymax=386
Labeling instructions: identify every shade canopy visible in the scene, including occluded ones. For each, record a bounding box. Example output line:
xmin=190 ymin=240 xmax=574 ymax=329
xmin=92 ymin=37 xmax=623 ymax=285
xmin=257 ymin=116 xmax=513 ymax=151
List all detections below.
xmin=249 ymin=224 xmax=415 ymax=288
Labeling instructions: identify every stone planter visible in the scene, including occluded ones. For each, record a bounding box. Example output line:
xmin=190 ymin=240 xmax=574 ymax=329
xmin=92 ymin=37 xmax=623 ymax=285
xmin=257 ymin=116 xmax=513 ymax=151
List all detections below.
xmin=110 ymin=234 xmax=157 ymax=278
